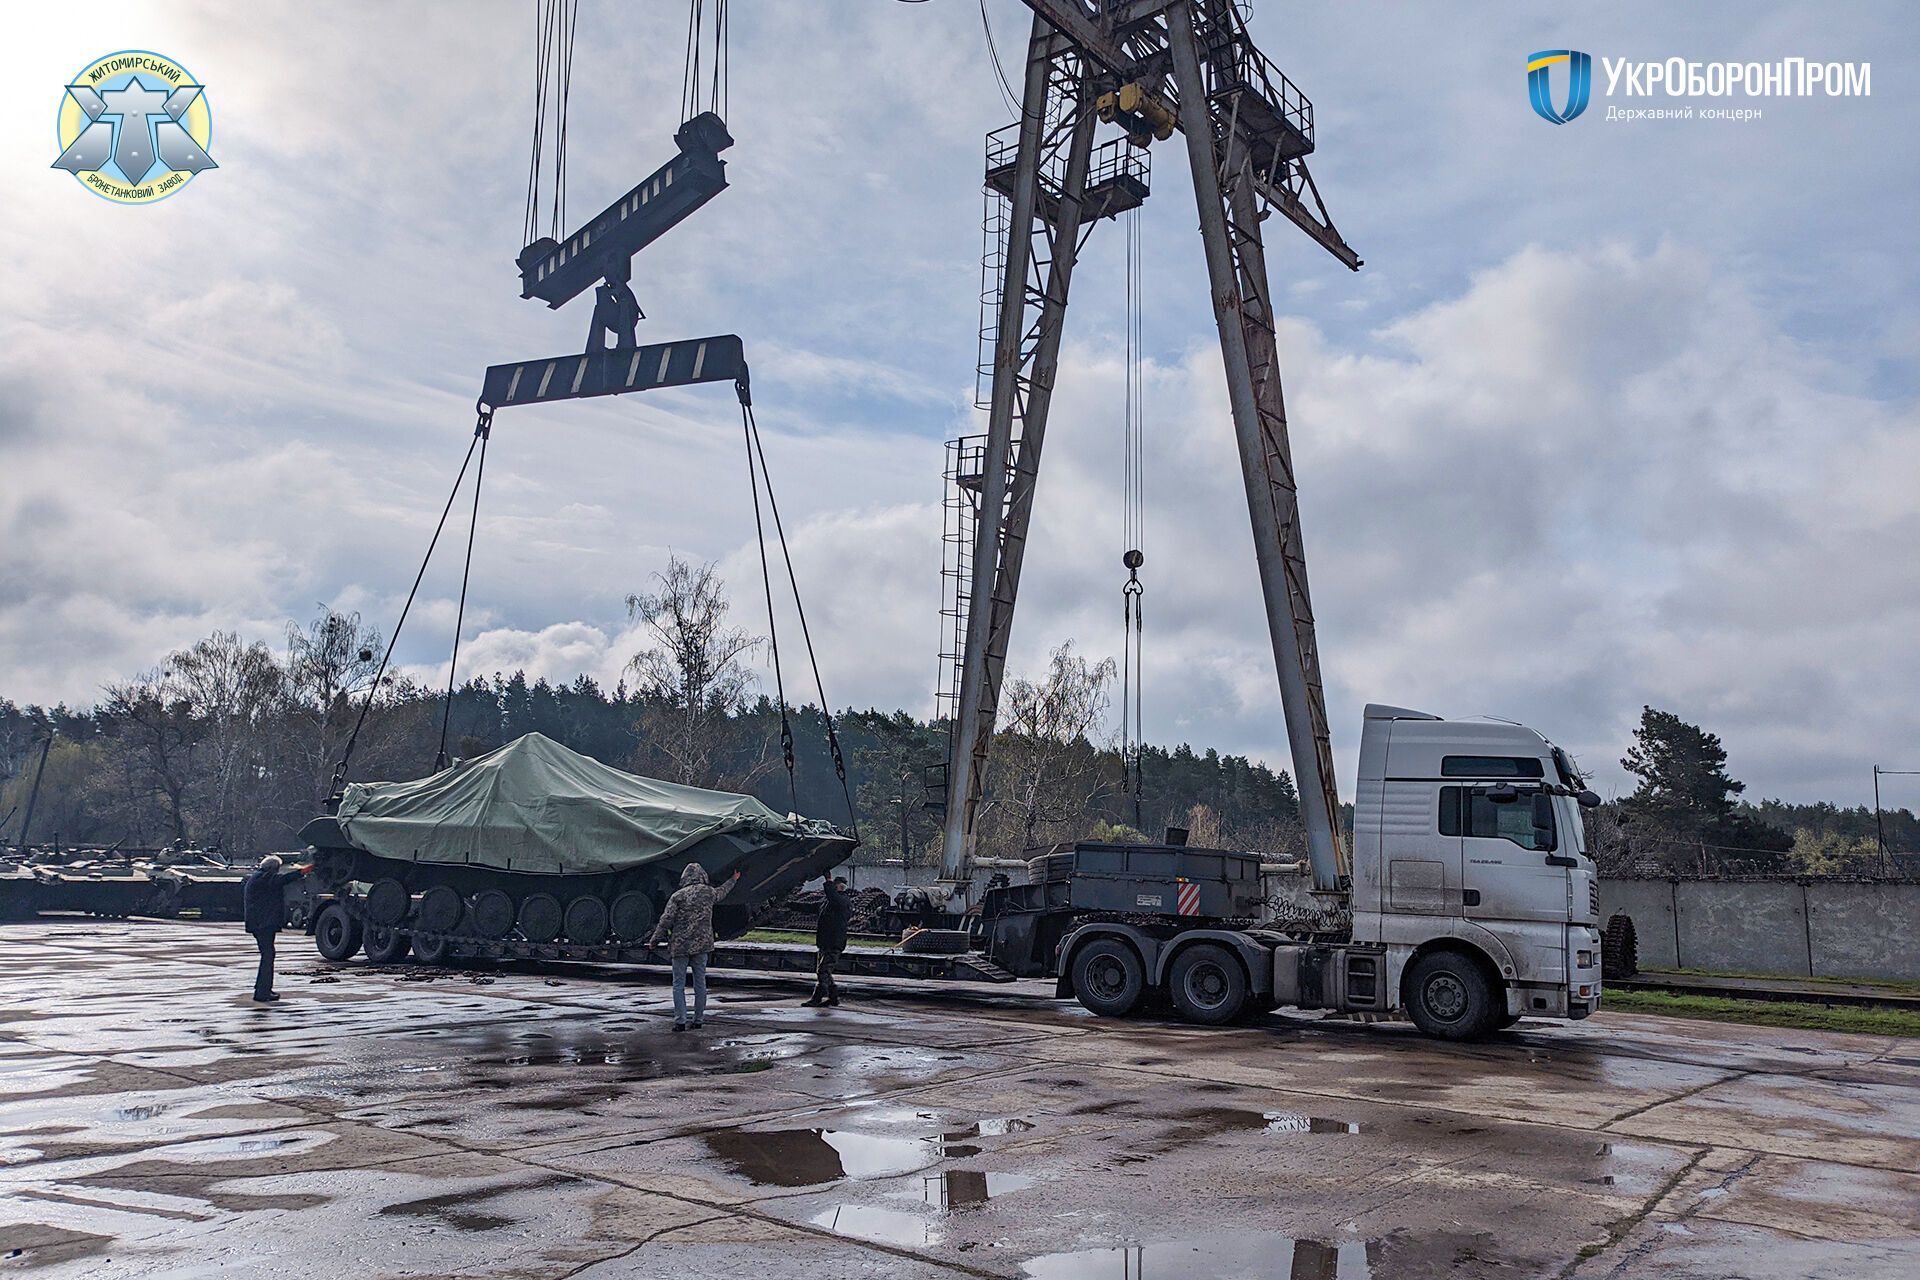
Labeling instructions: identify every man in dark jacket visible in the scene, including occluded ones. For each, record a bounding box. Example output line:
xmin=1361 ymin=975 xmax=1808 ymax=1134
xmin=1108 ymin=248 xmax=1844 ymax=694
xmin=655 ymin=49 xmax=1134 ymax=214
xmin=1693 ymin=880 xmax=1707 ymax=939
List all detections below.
xmin=804 ymin=875 xmax=851 ymax=1007
xmin=243 ymin=854 xmax=310 ymax=1003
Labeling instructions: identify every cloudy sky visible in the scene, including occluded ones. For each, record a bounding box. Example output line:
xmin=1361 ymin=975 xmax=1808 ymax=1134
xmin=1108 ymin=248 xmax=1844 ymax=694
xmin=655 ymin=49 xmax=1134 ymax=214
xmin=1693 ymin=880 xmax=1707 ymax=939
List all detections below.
xmin=3 ymin=2 xmax=1915 ymax=806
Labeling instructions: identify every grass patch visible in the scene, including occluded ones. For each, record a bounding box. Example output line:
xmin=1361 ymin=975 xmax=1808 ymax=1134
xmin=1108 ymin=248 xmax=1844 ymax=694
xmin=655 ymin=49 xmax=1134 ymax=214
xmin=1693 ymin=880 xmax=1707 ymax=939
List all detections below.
xmin=1645 ymin=966 xmax=1920 ymax=995
xmin=1604 ymin=988 xmax=1920 ymax=1037
xmin=739 ymin=929 xmax=889 ymax=950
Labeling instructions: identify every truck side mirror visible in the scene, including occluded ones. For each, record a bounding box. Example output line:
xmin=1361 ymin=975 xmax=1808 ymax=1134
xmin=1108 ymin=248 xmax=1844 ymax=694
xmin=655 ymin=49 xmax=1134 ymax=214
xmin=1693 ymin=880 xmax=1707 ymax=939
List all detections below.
xmin=1577 ymin=789 xmax=1601 ymax=809
xmin=1531 ymin=793 xmax=1555 ymax=828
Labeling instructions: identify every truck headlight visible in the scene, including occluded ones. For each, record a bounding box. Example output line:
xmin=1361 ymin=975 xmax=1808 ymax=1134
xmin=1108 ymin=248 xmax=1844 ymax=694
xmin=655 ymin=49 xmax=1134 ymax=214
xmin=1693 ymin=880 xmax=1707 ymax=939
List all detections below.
xmin=1576 ymin=950 xmax=1594 ymax=968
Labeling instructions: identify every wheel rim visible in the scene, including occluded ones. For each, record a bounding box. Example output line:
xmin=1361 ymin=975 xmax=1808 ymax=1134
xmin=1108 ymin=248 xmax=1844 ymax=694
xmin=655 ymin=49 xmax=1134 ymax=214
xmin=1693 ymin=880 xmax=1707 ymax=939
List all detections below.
xmin=1424 ymin=972 xmax=1469 ymax=1023
xmin=1087 ymin=955 xmax=1126 ymax=1001
xmin=1185 ymin=962 xmax=1231 ymax=1011
xmin=319 ymin=914 xmax=346 ymax=950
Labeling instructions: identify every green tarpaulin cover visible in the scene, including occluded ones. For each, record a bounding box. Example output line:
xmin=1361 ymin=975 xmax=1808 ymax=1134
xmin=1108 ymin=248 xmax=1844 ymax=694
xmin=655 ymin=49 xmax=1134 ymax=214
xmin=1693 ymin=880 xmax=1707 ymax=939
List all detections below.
xmin=335 ymin=733 xmax=832 ymax=874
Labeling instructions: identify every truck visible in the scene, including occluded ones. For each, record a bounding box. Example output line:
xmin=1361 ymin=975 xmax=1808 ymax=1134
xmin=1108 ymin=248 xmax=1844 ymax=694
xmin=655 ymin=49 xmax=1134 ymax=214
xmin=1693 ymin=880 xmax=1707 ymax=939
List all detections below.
xmin=982 ymin=704 xmax=1605 ymax=1040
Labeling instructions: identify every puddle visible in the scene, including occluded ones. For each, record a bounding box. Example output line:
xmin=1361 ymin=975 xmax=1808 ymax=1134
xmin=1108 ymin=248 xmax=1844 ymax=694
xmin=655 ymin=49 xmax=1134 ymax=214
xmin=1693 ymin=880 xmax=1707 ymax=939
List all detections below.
xmin=1022 ymin=1233 xmax=1374 ymax=1278
xmin=1173 ymin=1107 xmax=1360 ymax=1137
xmin=808 ymin=1202 xmax=940 ymax=1248
xmin=705 ymin=1126 xmax=950 ymax=1186
xmin=915 ymin=1169 xmax=1036 ymax=1209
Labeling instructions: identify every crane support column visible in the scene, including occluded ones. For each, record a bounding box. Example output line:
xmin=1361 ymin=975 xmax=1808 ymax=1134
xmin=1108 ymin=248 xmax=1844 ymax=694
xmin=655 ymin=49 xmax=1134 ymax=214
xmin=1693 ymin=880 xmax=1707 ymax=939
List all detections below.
xmin=1166 ymin=1 xmax=1345 ymax=889
xmin=939 ymin=19 xmax=1099 ymax=892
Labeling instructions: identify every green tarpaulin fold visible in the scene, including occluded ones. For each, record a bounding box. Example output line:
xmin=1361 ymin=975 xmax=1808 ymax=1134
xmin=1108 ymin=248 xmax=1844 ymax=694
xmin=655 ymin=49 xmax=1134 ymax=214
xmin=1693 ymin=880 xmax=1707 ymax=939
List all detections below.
xmin=334 ymin=732 xmax=834 ymax=874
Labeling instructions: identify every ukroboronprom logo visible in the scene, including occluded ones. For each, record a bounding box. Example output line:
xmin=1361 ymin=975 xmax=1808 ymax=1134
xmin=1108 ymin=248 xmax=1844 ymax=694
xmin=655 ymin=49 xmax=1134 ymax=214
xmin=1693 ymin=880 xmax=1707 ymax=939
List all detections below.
xmin=52 ymin=51 xmax=216 ymax=203
xmin=1527 ymin=50 xmax=1593 ymax=125
xmin=1527 ymin=52 xmax=1872 ymax=126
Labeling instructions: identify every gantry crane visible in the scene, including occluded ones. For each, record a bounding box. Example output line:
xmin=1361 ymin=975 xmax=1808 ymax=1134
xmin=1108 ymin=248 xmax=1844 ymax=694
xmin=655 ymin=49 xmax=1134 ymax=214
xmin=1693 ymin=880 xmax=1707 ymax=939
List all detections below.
xmin=938 ymin=0 xmax=1361 ymax=900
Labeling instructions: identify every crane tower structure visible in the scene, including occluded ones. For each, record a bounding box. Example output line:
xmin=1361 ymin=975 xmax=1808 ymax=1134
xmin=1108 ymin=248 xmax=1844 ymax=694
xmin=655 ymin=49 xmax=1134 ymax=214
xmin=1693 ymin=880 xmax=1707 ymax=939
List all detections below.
xmin=939 ymin=0 xmax=1361 ymax=897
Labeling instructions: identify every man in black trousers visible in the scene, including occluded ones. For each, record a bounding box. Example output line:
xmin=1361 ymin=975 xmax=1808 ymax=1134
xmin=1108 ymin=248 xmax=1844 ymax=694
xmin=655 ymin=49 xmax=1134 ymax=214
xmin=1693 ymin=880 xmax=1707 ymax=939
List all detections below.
xmin=803 ymin=875 xmax=851 ymax=1007
xmin=242 ymin=854 xmax=311 ymax=1003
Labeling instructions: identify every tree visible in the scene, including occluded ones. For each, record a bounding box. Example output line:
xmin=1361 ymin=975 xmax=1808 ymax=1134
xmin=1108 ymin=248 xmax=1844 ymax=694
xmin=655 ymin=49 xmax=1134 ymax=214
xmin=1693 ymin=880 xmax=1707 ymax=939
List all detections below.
xmin=625 ymin=556 xmax=760 ymax=786
xmin=1619 ymin=706 xmax=1790 ymax=871
xmin=169 ymin=631 xmax=282 ymax=851
xmin=983 ymin=641 xmax=1118 ymax=853
xmin=101 ymin=666 xmax=203 ymax=843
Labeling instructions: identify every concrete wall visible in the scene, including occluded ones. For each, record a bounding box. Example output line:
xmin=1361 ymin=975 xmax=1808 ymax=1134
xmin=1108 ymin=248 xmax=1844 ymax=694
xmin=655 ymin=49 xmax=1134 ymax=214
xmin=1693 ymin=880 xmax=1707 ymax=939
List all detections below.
xmin=1600 ymin=878 xmax=1920 ymax=983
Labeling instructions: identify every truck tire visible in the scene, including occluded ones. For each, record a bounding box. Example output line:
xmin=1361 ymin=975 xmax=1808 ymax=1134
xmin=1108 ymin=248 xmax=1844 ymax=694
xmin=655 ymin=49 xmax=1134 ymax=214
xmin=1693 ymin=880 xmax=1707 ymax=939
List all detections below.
xmin=1070 ymin=938 xmax=1145 ymax=1018
xmin=1404 ymin=951 xmax=1499 ymax=1041
xmin=364 ymin=923 xmax=411 ymax=964
xmin=1169 ymin=943 xmax=1249 ymax=1025
xmin=1602 ymin=913 xmax=1639 ymax=980
xmin=315 ymin=903 xmax=363 ymax=961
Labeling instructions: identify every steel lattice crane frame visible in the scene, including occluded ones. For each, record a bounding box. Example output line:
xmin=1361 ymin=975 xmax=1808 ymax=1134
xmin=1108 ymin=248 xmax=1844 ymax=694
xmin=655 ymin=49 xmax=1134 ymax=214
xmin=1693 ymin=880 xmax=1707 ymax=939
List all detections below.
xmin=939 ymin=0 xmax=1360 ymax=897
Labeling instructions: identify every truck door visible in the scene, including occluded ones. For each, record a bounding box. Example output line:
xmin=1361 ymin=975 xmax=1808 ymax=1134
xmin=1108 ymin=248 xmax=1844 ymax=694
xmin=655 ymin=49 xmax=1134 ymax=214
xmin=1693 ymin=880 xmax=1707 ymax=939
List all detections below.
xmin=1445 ymin=785 xmax=1569 ymax=926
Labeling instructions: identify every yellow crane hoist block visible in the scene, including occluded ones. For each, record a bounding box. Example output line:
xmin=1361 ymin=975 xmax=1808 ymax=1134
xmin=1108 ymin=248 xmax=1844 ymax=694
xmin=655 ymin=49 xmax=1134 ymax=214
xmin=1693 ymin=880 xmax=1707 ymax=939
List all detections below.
xmin=1096 ymin=82 xmax=1177 ymax=147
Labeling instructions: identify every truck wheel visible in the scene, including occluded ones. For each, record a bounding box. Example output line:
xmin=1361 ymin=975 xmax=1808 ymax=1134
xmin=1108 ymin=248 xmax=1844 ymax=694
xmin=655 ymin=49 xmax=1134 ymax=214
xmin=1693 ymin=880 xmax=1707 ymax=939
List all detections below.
xmin=1071 ymin=938 xmax=1145 ymax=1017
xmin=1405 ymin=951 xmax=1498 ymax=1041
xmin=314 ymin=903 xmax=363 ymax=961
xmin=1169 ymin=944 xmax=1249 ymax=1025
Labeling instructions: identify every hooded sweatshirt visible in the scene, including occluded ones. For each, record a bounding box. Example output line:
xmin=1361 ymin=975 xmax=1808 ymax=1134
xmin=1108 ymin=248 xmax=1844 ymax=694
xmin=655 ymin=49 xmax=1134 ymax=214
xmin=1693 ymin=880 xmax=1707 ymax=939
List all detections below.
xmin=652 ymin=862 xmax=736 ymax=958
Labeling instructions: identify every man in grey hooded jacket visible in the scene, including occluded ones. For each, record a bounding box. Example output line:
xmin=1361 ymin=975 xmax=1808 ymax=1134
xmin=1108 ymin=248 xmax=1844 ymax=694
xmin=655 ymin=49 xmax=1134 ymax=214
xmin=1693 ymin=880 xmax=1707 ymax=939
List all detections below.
xmin=650 ymin=862 xmax=741 ymax=1030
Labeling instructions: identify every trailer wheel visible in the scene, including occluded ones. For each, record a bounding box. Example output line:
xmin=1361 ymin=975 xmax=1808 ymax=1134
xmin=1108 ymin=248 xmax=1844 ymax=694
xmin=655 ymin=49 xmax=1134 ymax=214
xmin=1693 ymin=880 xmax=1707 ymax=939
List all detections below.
xmin=314 ymin=903 xmax=363 ymax=961
xmin=1169 ymin=944 xmax=1249 ymax=1025
xmin=364 ymin=923 xmax=411 ymax=964
xmin=1405 ymin=951 xmax=1498 ymax=1041
xmin=412 ymin=933 xmax=455 ymax=966
xmin=1071 ymin=938 xmax=1145 ymax=1017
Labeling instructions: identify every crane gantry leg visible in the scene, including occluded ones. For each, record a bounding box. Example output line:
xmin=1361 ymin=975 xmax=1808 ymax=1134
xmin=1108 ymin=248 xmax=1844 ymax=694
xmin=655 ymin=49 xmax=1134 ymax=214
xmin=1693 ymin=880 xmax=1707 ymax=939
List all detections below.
xmin=938 ymin=17 xmax=1100 ymax=893
xmin=1165 ymin=0 xmax=1344 ymax=888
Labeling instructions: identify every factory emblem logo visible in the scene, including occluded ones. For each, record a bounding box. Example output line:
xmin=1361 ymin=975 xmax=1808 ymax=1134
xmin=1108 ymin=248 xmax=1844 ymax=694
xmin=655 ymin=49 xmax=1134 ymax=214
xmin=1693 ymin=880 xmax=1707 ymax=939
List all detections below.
xmin=1527 ymin=49 xmax=1593 ymax=124
xmin=53 ymin=50 xmax=217 ymax=203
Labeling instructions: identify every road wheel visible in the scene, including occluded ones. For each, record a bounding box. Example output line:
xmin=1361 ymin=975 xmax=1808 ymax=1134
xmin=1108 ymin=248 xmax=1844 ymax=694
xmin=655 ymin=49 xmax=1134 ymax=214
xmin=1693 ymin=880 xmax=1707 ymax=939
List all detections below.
xmin=418 ymin=885 xmax=464 ymax=934
xmin=1405 ymin=951 xmax=1499 ymax=1041
xmin=412 ymin=932 xmax=455 ymax=965
xmin=314 ymin=903 xmax=363 ymax=961
xmin=609 ymin=891 xmax=656 ymax=941
xmin=1169 ymin=943 xmax=1249 ymax=1025
xmin=1602 ymin=913 xmax=1639 ymax=980
xmin=364 ymin=923 xmax=411 ymax=964
xmin=471 ymin=889 xmax=515 ymax=939
xmin=366 ymin=878 xmax=411 ymax=927
xmin=518 ymin=892 xmax=563 ymax=943
xmin=1071 ymin=938 xmax=1145 ymax=1018
xmin=564 ymin=895 xmax=610 ymax=945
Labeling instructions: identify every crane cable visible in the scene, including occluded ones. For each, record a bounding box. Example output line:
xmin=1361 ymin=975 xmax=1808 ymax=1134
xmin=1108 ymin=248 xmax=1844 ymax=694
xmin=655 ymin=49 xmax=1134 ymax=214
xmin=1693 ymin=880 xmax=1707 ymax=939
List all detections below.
xmin=737 ymin=390 xmax=859 ymax=836
xmin=1120 ymin=205 xmax=1147 ymax=828
xmin=524 ymin=0 xmax=579 ymax=247
xmin=681 ymin=0 xmax=730 ymax=124
xmin=333 ymin=407 xmax=494 ymax=796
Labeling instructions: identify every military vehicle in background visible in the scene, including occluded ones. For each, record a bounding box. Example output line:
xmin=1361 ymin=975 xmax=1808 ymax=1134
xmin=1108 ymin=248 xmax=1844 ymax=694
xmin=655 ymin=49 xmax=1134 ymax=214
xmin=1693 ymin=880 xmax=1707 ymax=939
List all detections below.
xmin=297 ymin=733 xmax=857 ymax=965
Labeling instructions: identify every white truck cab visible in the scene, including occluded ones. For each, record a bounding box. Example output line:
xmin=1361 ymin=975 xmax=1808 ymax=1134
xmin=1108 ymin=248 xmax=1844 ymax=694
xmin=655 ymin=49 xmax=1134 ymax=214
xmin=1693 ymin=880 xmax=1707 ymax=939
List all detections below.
xmin=1348 ymin=703 xmax=1602 ymax=1035
xmin=1050 ymin=705 xmax=1603 ymax=1040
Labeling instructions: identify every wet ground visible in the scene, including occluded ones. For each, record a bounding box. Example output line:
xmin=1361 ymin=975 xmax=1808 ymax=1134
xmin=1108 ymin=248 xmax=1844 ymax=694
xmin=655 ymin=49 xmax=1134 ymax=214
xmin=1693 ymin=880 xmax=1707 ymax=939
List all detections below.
xmin=2 ymin=921 xmax=1916 ymax=1278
